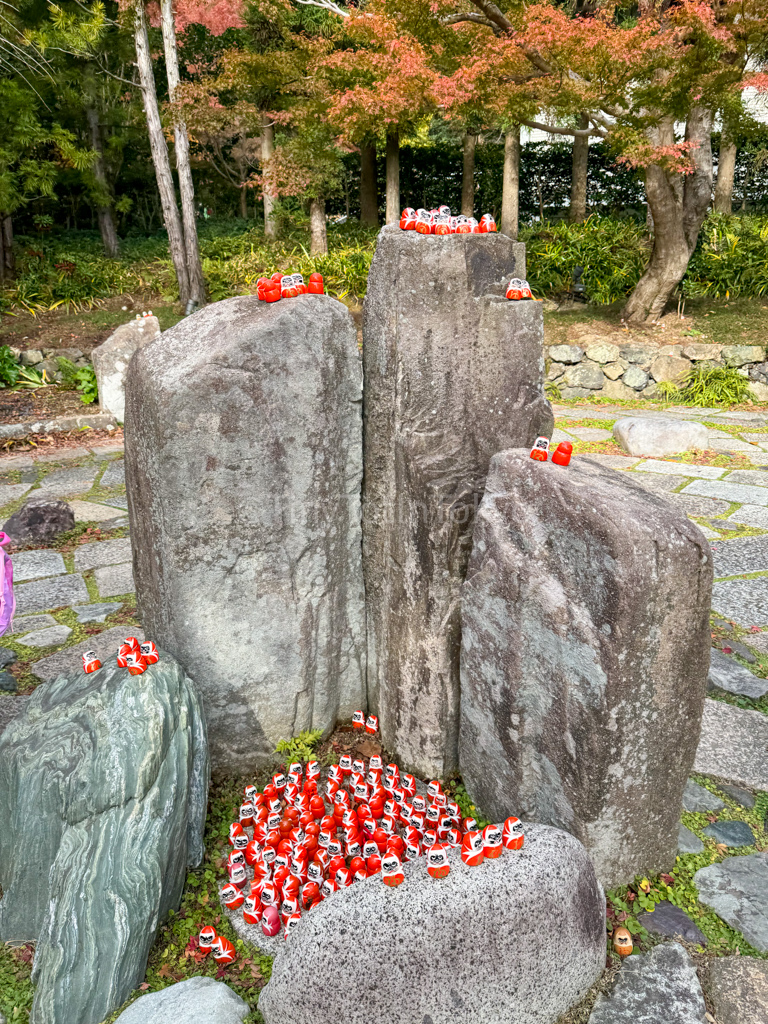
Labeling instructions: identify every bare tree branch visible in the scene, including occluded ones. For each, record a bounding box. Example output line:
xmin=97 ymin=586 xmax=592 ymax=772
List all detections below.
xmin=521 ymin=118 xmax=606 ymax=138
xmin=295 ymin=0 xmax=350 ymax=17
xmin=470 ymin=1 xmax=514 ymax=32
xmin=441 ymin=13 xmax=498 ymax=30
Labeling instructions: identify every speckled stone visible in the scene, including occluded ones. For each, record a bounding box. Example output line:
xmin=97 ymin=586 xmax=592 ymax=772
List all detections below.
xmin=707 ymin=957 xmax=768 ymax=1024
xmin=637 ymin=901 xmax=707 ymax=946
xmin=459 ymin=452 xmax=713 ymax=888
xmin=0 ymin=654 xmax=209 ymax=1024
xmin=14 ymin=573 xmax=89 ymax=614
xmin=683 ymin=780 xmax=724 ymax=813
xmin=712 ymin=535 xmax=768 ymax=578
xmin=678 ymin=825 xmax=704 ymax=854
xmin=696 ymin=854 xmax=768 ymax=951
xmin=259 ymin=823 xmax=605 ymax=1024
xmin=588 ymin=943 xmax=706 ymax=1024
xmin=702 ymin=820 xmax=756 ymax=848
xmin=712 ymin=577 xmax=768 ymax=628
xmin=74 ymin=536 xmax=132 ymax=571
xmin=720 ymin=784 xmax=756 ymax=809
xmin=114 ymin=977 xmax=249 ymax=1024
xmin=694 ymin=700 xmax=768 ymax=790
xmin=708 ymin=649 xmax=768 ymax=698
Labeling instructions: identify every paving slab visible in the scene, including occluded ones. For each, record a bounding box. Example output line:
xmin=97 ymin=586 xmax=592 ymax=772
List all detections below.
xmin=697 ymin=524 xmax=721 ymax=539
xmin=0 ymin=646 xmax=16 ymax=668
xmin=30 ymin=624 xmax=144 ymax=683
xmin=709 ymin=438 xmax=755 ymax=452
xmin=102 ymin=496 xmax=128 ymax=510
xmin=695 ymin=854 xmax=768 ymax=952
xmin=10 ymin=549 xmax=66 ymax=582
xmin=720 ymin=784 xmax=756 ymax=810
xmin=74 ymin=537 xmax=132 ymax=572
xmin=683 ymin=479 xmax=768 ymax=507
xmin=0 ymin=483 xmax=31 ymax=508
xmin=635 ymin=460 xmax=726 ymax=480
xmin=745 ymin=451 xmax=768 ymax=466
xmin=707 ymin=957 xmax=768 ymax=1024
xmin=69 ymin=499 xmax=128 ymax=523
xmin=14 ymin=573 xmax=89 ymax=614
xmin=711 ymin=535 xmax=768 ymax=577
xmin=98 ymin=459 xmax=125 ymax=489
xmin=551 ymin=428 xmax=577 ymax=443
xmin=683 ymin=780 xmax=725 ymax=813
xmin=637 ymin=902 xmax=707 ymax=946
xmin=94 ymin=562 xmax=134 ymax=598
xmin=708 ymin=649 xmax=768 ymax=698
xmin=717 ymin=637 xmax=757 ymax=663
xmin=626 ymin=473 xmax=689 ymax=495
xmin=746 ymin=631 xmax=768 ymax=654
xmin=90 ymin=443 xmax=125 ymax=460
xmin=74 ymin=602 xmax=124 ymax=623
xmin=702 ymin=820 xmax=756 ymax=847
xmin=725 ymin=469 xmax=768 ymax=488
xmin=678 ymin=824 xmax=705 ymax=854
xmin=587 ymin=942 xmax=706 ymax=1024
xmin=0 ymin=670 xmax=17 ymax=692
xmin=712 ymin=577 xmax=768 ymax=627
xmin=726 ymin=504 xmax=768 ymax=529
xmin=17 ymin=624 xmax=73 ymax=649
xmin=32 ymin=447 xmax=90 ymax=464
xmin=6 ymin=613 xmax=57 ymax=635
xmin=34 ymin=465 xmax=99 ymax=498
xmin=694 ymin=699 xmax=768 ymax=790
xmin=566 ymin=427 xmax=613 ymax=441
xmin=669 ymin=493 xmax=731 ymax=518
xmin=575 ymin=453 xmax=641 ymax=470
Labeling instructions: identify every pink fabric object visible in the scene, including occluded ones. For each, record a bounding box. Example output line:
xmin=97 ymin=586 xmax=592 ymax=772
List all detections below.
xmin=0 ymin=532 xmax=15 ymax=638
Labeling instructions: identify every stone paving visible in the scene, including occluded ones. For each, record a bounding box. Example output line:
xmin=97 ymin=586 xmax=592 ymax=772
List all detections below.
xmin=0 ymin=442 xmax=136 ymax=689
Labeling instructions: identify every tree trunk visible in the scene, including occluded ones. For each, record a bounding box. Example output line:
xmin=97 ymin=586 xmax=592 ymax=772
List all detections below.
xmin=385 ymin=131 xmax=400 ymax=225
xmin=500 ymin=127 xmax=520 ymax=239
xmin=461 ymin=134 xmax=476 ymax=217
xmin=239 ymin=184 xmax=248 ymax=220
xmin=623 ymin=109 xmax=714 ymax=323
xmin=360 ymin=143 xmax=378 ymax=226
xmin=86 ymin=108 xmax=120 ymax=257
xmin=0 ymin=215 xmax=12 ymax=282
xmin=133 ymin=0 xmax=190 ymax=304
xmin=714 ymin=134 xmax=737 ymax=215
xmin=261 ymin=114 xmax=277 ymax=239
xmin=160 ymin=0 xmax=205 ymax=308
xmin=310 ymin=198 xmax=327 ymax=255
xmin=569 ymin=114 xmax=589 ymax=223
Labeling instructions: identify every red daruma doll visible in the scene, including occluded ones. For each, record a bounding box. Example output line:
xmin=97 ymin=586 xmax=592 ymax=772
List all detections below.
xmin=426 ymin=843 xmax=450 ymax=879
xmin=461 ymin=830 xmax=484 ymax=867
xmin=530 ymin=436 xmax=549 ymax=462
xmin=399 ymin=207 xmax=417 ymax=230
xmin=415 ymin=209 xmax=432 ymax=235
xmin=381 ymin=851 xmax=405 ymax=887
xmin=308 ymin=272 xmax=324 ymax=294
xmin=352 ymin=709 xmax=365 ymax=730
xmin=261 ymin=904 xmax=281 ymax=937
xmin=503 ymin=816 xmax=525 ymax=850
xmin=365 ymin=714 xmax=379 ymax=735
xmin=483 ymin=823 xmax=503 ymax=859
xmin=199 ymin=925 xmax=217 ymax=955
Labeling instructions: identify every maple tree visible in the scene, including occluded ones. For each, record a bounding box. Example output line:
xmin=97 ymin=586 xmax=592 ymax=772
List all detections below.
xmin=426 ymin=0 xmax=768 ymax=321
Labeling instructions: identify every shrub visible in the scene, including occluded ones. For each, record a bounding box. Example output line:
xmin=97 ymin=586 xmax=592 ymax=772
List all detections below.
xmin=0 ymin=345 xmax=19 ymax=387
xmin=57 ymin=358 xmax=98 ymax=404
xmin=685 ymin=214 xmax=768 ymax=298
xmin=274 ymin=729 xmax=324 ymax=763
xmin=658 ymin=365 xmax=756 ymax=407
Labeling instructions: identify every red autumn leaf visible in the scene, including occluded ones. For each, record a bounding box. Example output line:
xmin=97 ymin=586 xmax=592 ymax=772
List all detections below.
xmin=660 ymin=874 xmax=675 ymax=886
xmin=139 ymin=983 xmax=150 ymax=991
xmin=722 ymin=646 xmax=732 ymax=653
xmin=216 ymin=966 xmax=228 ymax=979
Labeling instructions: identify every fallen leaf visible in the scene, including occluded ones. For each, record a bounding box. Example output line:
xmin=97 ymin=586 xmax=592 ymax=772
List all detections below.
xmin=715 ymin=843 xmax=728 ymax=856
xmin=139 ymin=983 xmax=150 ymax=991
xmin=660 ymin=873 xmax=675 ymax=886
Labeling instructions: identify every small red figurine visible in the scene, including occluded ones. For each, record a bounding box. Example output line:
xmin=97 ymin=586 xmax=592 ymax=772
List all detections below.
xmin=530 ymin=436 xmax=549 ymax=461
xmin=427 ymin=843 xmax=450 ymax=879
xmin=365 ymin=714 xmax=379 ymax=734
xmin=82 ymin=651 xmax=101 ymax=674
xmin=261 ymin=905 xmax=281 ymax=937
xmin=308 ymin=272 xmax=324 ymax=295
xmin=381 ymin=850 xmax=405 ymax=887
xmin=483 ymin=824 xmax=503 ymax=859
xmin=199 ymin=925 xmax=217 ymax=954
xmin=502 ymin=816 xmax=525 ymax=850
xmin=461 ymin=830 xmax=484 ymax=867
xmin=551 ymin=442 xmax=573 ymax=467
xmin=140 ymin=640 xmax=159 ymax=665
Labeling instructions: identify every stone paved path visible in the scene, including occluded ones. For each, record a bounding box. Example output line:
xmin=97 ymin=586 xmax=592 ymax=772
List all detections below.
xmin=0 ymin=440 xmax=137 ymax=695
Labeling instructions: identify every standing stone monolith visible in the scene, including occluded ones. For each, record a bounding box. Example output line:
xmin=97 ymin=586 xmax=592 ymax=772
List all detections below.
xmin=363 ymin=226 xmax=552 ymax=779
xmin=0 ymin=654 xmax=208 ymax=1024
xmin=125 ymin=295 xmax=365 ymax=774
xmin=460 ymin=452 xmax=713 ymax=888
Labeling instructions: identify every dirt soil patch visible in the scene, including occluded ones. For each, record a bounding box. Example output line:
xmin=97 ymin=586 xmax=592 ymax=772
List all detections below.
xmin=0 ymin=426 xmax=123 ymax=457
xmin=0 ymin=387 xmax=87 ymax=424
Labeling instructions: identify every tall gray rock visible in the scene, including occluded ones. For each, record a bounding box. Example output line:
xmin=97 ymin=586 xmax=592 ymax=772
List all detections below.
xmin=363 ymin=227 xmax=552 ymax=778
xmin=125 ymin=295 xmax=365 ymax=774
xmin=91 ymin=315 xmax=160 ymax=422
xmin=259 ymin=823 xmax=605 ymax=1024
xmin=460 ymin=452 xmax=713 ymax=888
xmin=0 ymin=654 xmax=208 ymax=1024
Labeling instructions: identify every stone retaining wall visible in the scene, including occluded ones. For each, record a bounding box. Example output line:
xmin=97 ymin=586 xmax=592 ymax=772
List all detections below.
xmin=6 ymin=345 xmax=90 ymax=383
xmin=547 ymin=340 xmax=768 ymax=401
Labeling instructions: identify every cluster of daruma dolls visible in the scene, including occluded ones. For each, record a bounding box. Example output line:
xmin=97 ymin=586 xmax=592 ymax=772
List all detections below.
xmin=400 ymin=205 xmax=497 ymax=234
xmin=256 ymin=272 xmax=326 ymax=303
xmin=81 ymin=635 xmax=159 ymax=676
xmin=206 ymin=714 xmax=526 ymax=952
xmin=530 ymin=435 xmax=573 ymax=466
